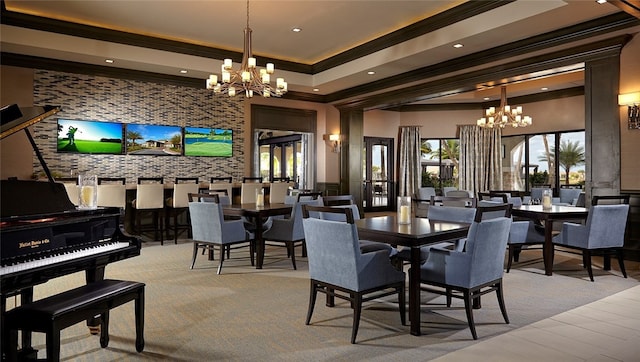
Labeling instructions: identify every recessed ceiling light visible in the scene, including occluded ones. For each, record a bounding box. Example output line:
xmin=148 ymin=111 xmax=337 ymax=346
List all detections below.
xmin=596 ymin=0 xmax=607 ymax=4
xmin=292 ymin=27 xmax=302 ymax=32
xmin=180 ymin=70 xmax=188 ymax=74
xmin=313 ymin=88 xmax=319 ymax=92
xmin=541 ymin=87 xmax=548 ymax=91
xmin=483 ymin=97 xmax=490 ymax=101
xmin=367 ymin=71 xmax=375 ymax=75
xmin=453 ymin=43 xmax=463 ymax=48
xmin=105 ymin=59 xmax=114 ymax=63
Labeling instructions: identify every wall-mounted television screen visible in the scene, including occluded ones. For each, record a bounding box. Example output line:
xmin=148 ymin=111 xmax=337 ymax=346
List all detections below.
xmin=57 ymin=119 xmax=124 ymax=154
xmin=184 ymin=127 xmax=233 ymax=157
xmin=125 ymin=124 xmax=182 ymax=156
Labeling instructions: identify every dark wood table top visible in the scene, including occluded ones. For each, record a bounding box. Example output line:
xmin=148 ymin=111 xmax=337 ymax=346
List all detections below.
xmin=222 ymin=202 xmax=292 ymax=216
xmin=355 ymin=216 xmax=470 ymax=247
xmin=511 ymin=205 xmax=589 ymax=220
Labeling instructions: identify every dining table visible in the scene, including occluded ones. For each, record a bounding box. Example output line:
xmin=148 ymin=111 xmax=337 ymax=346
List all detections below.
xmin=511 ymin=204 xmax=589 ymax=276
xmin=223 ymin=202 xmax=293 ymax=269
xmin=355 ymin=216 xmax=470 ymax=336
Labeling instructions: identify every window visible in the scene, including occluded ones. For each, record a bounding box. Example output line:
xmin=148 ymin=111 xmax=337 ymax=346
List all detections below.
xmin=420 ymin=138 xmax=459 ymax=192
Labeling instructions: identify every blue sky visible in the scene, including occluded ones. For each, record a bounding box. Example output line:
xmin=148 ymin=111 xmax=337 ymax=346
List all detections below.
xmin=58 ymin=119 xmax=122 ymax=141
xmin=126 ymin=124 xmax=181 ymax=142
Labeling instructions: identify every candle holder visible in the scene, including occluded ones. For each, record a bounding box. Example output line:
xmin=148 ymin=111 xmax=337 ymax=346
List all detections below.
xmin=255 ymin=187 xmax=265 ymax=207
xmin=78 ymin=174 xmax=97 ymax=209
xmin=542 ymin=189 xmax=552 ymax=210
xmin=397 ymin=196 xmax=411 ymax=224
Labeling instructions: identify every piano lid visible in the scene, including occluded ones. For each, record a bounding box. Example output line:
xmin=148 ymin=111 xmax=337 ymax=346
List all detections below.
xmin=1 ymin=104 xmax=61 ymax=140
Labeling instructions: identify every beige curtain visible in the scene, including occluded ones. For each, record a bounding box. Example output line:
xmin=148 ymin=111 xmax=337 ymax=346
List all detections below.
xmin=398 ymin=126 xmax=421 ymax=197
xmin=459 ymin=125 xmax=502 ymax=196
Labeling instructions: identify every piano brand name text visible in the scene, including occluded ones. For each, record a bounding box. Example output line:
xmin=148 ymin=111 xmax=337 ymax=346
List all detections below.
xmin=19 ymin=239 xmax=51 ymax=249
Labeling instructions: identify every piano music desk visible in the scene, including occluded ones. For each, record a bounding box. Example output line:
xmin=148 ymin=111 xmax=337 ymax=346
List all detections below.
xmin=4 ymin=279 xmax=145 ymax=361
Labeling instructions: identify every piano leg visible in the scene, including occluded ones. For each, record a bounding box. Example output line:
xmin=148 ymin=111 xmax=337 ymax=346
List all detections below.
xmin=1 ymin=289 xmax=38 ymax=360
xmin=85 ymin=266 xmax=106 ymax=334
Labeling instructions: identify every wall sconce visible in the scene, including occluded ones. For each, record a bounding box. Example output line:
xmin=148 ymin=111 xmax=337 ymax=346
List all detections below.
xmin=618 ymin=91 xmax=640 ymax=130
xmin=323 ymin=134 xmax=341 ymax=153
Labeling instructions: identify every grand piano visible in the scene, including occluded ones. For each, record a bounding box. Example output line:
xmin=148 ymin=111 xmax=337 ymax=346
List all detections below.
xmin=0 ymin=104 xmax=141 ymax=359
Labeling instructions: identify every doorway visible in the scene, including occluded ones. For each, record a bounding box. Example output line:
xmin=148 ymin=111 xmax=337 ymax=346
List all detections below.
xmin=258 ymin=132 xmax=305 ymax=187
xmin=363 ymin=136 xmax=394 ymax=212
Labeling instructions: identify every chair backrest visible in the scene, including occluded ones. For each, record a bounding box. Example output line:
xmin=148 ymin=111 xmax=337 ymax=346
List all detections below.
xmin=242 ymin=176 xmax=263 ymax=183
xmin=188 ymin=201 xmax=224 ymax=243
xmin=558 ymin=188 xmax=582 ymax=204
xmin=584 ymin=204 xmax=630 ymax=248
xmin=138 ymin=177 xmax=163 ymax=184
xmin=210 ymin=176 xmax=232 ymax=183
xmin=98 ymin=177 xmax=126 ymax=185
xmin=171 ymin=183 xmax=200 ymax=207
xmin=297 ymin=191 xmax=323 ymax=202
xmin=241 ymin=183 xmax=264 ymax=204
xmin=135 ymin=183 xmax=165 ymax=209
xmin=175 ymin=177 xmax=198 ymax=184
xmin=271 ymin=177 xmax=291 ymax=182
xmin=268 ymin=182 xmax=293 ymax=204
xmin=592 ymin=194 xmax=630 ymax=205
xmin=416 ymin=187 xmax=436 ymax=200
xmin=463 ymin=217 xmax=512 ymax=287
xmin=479 ymin=192 xmax=508 ymax=203
xmin=289 ymin=199 xmax=324 ymax=239
xmin=97 ymin=183 xmax=126 ymax=208
xmin=430 ymin=195 xmax=475 ymax=208
xmin=530 ymin=187 xmax=551 ymax=201
xmin=442 ymin=186 xmax=457 ymax=196
xmin=427 ymin=205 xmax=476 ymax=223
xmin=446 ymin=189 xmax=472 ymax=198
xmin=302 ymin=204 xmax=356 ymax=223
xmin=188 ymin=193 xmax=220 ymax=203
xmin=209 ymin=182 xmax=233 ymax=201
xmin=475 ymin=201 xmax=512 ymax=221
xmin=322 ymin=194 xmax=355 ymax=206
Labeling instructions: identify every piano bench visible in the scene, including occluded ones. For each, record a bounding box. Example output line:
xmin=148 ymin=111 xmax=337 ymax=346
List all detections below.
xmin=4 ymin=279 xmax=145 ymax=362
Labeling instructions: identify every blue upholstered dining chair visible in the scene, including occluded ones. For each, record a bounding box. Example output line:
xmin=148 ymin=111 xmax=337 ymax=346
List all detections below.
xmin=318 ymin=196 xmax=397 ymax=257
xmin=419 ymin=216 xmax=512 ymax=340
xmin=301 ymin=205 xmax=406 ymax=344
xmin=552 ymin=203 xmax=630 ymax=281
xmin=261 ymin=199 xmax=323 ymax=270
xmin=188 ymin=200 xmax=254 ymax=274
xmin=395 ymin=205 xmax=477 ymax=263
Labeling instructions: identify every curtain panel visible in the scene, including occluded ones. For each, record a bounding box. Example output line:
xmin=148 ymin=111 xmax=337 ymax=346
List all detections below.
xmin=398 ymin=126 xmax=421 ymax=198
xmin=459 ymin=125 xmax=502 ymax=196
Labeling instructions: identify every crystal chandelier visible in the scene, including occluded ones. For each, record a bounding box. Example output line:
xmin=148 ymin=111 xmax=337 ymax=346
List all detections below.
xmin=477 ymin=86 xmax=532 ymax=128
xmin=205 ymin=0 xmax=287 ymax=98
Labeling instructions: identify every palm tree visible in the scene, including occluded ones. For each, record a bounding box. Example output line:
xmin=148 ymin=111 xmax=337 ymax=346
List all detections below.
xmin=557 ymin=139 xmax=585 ymax=185
xmin=126 ymin=130 xmax=142 ymax=147
xmin=539 ymin=139 xmax=585 ymax=185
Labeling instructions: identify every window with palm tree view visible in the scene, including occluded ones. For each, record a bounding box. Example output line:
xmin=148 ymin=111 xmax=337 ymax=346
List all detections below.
xmin=421 ymin=130 xmax=584 ymax=194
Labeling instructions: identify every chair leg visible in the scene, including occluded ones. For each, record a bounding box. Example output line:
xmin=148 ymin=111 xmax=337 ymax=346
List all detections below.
xmin=506 ymin=245 xmax=514 ymax=273
xmin=583 ymin=250 xmax=594 ymax=282
xmin=463 ymin=290 xmax=478 ymax=340
xmin=616 ymin=248 xmax=627 ymax=278
xmin=398 ymin=285 xmax=406 ymax=326
xmin=217 ymin=244 xmax=226 ymax=275
xmin=305 ymin=281 xmax=318 ymax=325
xmin=173 ymin=213 xmax=179 ymax=244
xmin=289 ymin=242 xmax=297 ymax=270
xmin=190 ymin=242 xmax=199 ymax=269
xmin=351 ymin=293 xmax=363 ymax=344
xmin=496 ymin=281 xmax=509 ymax=324
xmin=249 ymin=240 xmax=255 ymax=266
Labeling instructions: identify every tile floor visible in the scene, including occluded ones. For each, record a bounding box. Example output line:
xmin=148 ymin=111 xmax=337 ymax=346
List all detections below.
xmin=433 ymin=284 xmax=640 ymax=361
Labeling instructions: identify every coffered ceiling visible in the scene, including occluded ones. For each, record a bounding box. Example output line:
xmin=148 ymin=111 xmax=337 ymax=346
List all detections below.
xmin=2 ymin=0 xmax=639 ymax=109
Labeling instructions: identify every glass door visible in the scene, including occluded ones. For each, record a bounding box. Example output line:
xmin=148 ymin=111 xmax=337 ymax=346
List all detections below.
xmin=363 ymin=137 xmax=394 ymax=212
xmin=258 ymin=133 xmax=305 ymax=188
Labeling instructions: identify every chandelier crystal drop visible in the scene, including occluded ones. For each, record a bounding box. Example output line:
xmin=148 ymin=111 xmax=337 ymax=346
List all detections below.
xmin=477 ymin=86 xmax=532 ymax=128
xmin=205 ymin=0 xmax=287 ymax=98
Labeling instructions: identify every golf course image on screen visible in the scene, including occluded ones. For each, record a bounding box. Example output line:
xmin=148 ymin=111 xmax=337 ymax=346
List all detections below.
xmin=57 ymin=119 xmax=124 ymax=154
xmin=184 ymin=127 xmax=233 ymax=157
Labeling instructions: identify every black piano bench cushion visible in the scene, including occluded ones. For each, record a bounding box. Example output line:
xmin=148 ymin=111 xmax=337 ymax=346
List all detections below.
xmin=4 ymin=279 xmax=145 ymax=361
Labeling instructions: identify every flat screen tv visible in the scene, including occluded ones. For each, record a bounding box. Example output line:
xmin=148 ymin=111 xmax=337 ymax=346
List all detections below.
xmin=57 ymin=119 xmax=124 ymax=154
xmin=184 ymin=127 xmax=233 ymax=157
xmin=125 ymin=124 xmax=182 ymax=156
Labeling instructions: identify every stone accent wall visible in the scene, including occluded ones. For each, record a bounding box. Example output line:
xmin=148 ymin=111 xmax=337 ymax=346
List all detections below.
xmin=32 ymin=70 xmax=244 ymax=183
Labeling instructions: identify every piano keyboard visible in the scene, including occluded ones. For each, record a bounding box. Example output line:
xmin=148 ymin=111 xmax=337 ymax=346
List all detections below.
xmin=0 ymin=242 xmax=131 ymax=276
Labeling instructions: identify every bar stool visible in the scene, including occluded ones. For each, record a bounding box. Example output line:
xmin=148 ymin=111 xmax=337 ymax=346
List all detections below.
xmin=242 ymin=176 xmax=263 ymax=183
xmin=268 ymin=181 xmax=293 ymax=204
xmin=97 ymin=177 xmax=127 ymax=209
xmin=131 ymin=177 xmax=165 ymax=243
xmin=209 ymin=177 xmax=233 ymax=205
xmin=166 ymin=177 xmax=200 ymax=243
